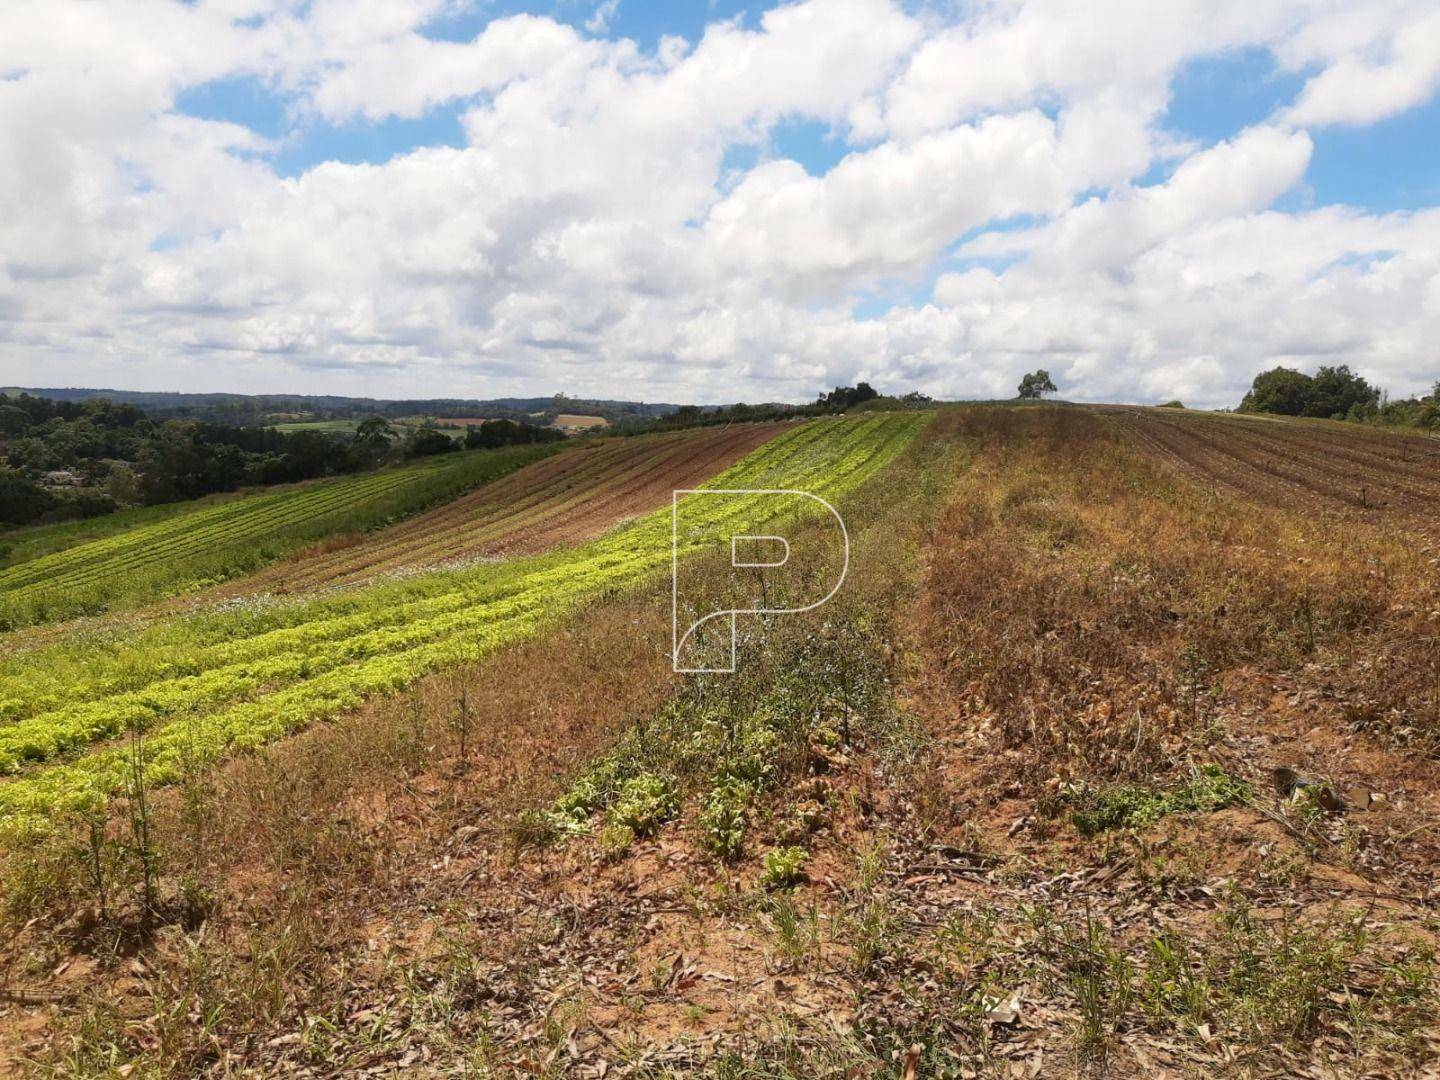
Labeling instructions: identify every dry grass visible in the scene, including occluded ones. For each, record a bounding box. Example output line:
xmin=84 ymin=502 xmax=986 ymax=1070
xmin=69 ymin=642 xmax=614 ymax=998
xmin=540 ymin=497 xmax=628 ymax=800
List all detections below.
xmin=0 ymin=564 xmax=681 ymax=1072
xmin=916 ymin=406 xmax=1437 ymax=786
xmin=896 ymin=405 xmax=1440 ymax=1074
xmin=4 ymin=406 xmax=1439 ymax=1076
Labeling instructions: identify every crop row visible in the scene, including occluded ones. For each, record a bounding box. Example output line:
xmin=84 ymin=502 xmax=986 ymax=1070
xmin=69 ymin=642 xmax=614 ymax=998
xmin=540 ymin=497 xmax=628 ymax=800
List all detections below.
xmin=254 ymin=425 xmax=781 ymax=593
xmin=0 ymin=442 xmax=563 ymax=629
xmin=0 ymin=421 xmax=853 ymax=721
xmin=0 ymin=414 xmax=926 ymax=836
xmin=0 ymin=467 xmax=421 ymax=592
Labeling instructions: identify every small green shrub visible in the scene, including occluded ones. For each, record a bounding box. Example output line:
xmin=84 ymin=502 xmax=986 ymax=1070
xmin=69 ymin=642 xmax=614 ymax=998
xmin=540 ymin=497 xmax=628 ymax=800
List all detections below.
xmin=765 ymin=894 xmax=819 ymax=962
xmin=1172 ymin=763 xmax=1251 ymax=813
xmin=1063 ymin=907 xmax=1135 ymax=1054
xmin=761 ymin=845 xmax=807 ymax=890
xmin=776 ymin=801 xmax=829 ymax=846
xmin=721 ymin=719 xmax=781 ymax=788
xmin=599 ymin=822 xmax=635 ymax=857
xmin=1069 ymin=764 xmax=1250 ymax=835
xmin=551 ymin=773 xmax=606 ymax=827
xmin=511 ymin=809 xmax=562 ymax=848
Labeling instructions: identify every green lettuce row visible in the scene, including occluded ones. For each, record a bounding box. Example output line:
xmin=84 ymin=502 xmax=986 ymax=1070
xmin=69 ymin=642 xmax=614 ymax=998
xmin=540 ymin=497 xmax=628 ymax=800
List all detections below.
xmin=0 ymin=414 xmax=924 ymax=833
xmin=0 ymin=419 xmax=866 ymax=716
xmin=0 ymin=444 xmax=560 ymax=628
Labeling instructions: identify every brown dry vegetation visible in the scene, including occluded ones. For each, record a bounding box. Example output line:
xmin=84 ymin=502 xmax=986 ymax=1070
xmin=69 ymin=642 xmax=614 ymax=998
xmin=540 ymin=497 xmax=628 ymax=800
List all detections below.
xmin=3 ymin=406 xmax=1440 ymax=1077
xmin=1106 ymin=406 xmax=1440 ymax=522
xmin=890 ymin=407 xmax=1440 ymax=1072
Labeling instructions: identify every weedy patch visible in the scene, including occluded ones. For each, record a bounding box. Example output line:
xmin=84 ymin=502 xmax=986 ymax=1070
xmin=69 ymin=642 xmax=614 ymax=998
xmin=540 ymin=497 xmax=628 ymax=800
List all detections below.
xmin=523 ymin=583 xmax=895 ymax=886
xmin=607 ymin=774 xmax=680 ymax=838
xmin=1063 ymin=763 xmax=1252 ymax=836
xmin=1122 ymin=891 xmax=1440 ymax=1054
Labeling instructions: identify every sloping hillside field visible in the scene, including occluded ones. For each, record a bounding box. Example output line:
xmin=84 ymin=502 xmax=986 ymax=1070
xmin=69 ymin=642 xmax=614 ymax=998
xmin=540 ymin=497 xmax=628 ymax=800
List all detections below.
xmin=0 ymin=442 xmax=564 ymax=629
xmin=0 ymin=415 xmax=920 ymax=835
xmin=6 ymin=406 xmax=1440 ymax=1076
xmin=231 ymin=422 xmax=788 ymax=594
xmin=1106 ymin=406 xmax=1440 ymax=521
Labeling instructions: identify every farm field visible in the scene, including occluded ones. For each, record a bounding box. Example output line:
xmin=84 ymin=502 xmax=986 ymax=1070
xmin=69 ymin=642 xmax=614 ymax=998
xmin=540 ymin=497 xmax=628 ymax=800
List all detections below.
xmin=2 ymin=405 xmax=1439 ymax=1077
xmin=431 ymin=416 xmax=496 ymax=429
xmin=10 ymin=4 xmax=1438 ymax=1075
xmin=0 ymin=415 xmax=918 ymax=836
xmin=0 ymin=443 xmax=564 ymax=630
xmin=1105 ymin=406 xmax=1440 ymax=521
xmin=268 ymin=419 xmax=376 ymax=434
xmin=230 ymin=422 xmax=788 ymax=595
xmin=554 ymin=413 xmax=610 ymax=430
xmin=0 ymin=495 xmax=231 ymax=571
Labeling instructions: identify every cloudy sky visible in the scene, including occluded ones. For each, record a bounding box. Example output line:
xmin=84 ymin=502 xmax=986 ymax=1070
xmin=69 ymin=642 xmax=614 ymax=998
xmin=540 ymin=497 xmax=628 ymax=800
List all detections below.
xmin=1 ymin=1 xmax=1438 ymax=406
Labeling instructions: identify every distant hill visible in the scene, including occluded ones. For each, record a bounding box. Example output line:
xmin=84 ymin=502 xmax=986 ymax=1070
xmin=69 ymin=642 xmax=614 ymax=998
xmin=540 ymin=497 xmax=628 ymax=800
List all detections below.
xmin=5 ymin=387 xmax=685 ymax=421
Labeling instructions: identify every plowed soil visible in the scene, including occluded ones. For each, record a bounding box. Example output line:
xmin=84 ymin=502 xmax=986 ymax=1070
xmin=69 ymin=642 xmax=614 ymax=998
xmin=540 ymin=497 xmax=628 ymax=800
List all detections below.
xmin=236 ymin=423 xmax=789 ymax=594
xmin=1101 ymin=407 xmax=1440 ymax=523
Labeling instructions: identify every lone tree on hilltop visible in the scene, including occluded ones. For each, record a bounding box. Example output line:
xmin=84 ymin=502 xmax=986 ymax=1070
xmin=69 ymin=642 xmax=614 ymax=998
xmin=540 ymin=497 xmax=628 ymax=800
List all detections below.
xmin=1017 ymin=369 xmax=1057 ymax=400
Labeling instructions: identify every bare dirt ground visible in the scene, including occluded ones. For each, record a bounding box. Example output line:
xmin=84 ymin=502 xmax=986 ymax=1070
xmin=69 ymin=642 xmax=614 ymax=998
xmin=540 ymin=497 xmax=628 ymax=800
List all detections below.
xmin=1102 ymin=406 xmax=1440 ymax=522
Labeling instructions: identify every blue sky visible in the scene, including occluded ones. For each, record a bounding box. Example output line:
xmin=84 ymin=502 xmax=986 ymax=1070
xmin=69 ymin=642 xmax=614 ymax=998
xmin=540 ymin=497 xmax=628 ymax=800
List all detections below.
xmin=427 ymin=0 xmax=758 ymax=52
xmin=173 ymin=4 xmax=1440 ymax=214
xmin=4 ymin=0 xmax=1439 ymax=405
xmin=1164 ymin=46 xmax=1440 ymax=212
xmin=179 ymin=1 xmax=765 ymax=178
xmin=170 ymin=1 xmax=1436 ymax=341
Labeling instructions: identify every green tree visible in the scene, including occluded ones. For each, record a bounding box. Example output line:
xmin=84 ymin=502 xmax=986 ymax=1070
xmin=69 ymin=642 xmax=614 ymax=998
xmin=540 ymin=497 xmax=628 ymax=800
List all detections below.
xmin=463 ymin=419 xmax=563 ymax=450
xmin=406 ymin=426 xmax=458 ymax=457
xmin=355 ymin=415 xmax=395 ymax=447
xmin=1238 ymin=365 xmax=1379 ymax=419
xmin=1305 ymin=364 xmax=1378 ymax=419
xmin=104 ymin=461 xmax=142 ymax=506
xmin=1238 ymin=367 xmax=1313 ymax=415
xmin=1017 ymin=369 xmax=1057 ymax=400
xmin=0 ymin=405 xmax=29 ymax=436
xmin=0 ymin=467 xmax=54 ymax=524
xmin=1417 ymin=383 xmax=1440 ymax=431
xmin=817 ymin=383 xmax=880 ymax=410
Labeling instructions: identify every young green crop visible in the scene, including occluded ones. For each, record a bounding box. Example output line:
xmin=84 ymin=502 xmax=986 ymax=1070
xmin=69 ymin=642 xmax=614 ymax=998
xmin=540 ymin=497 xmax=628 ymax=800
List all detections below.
xmin=0 ymin=414 xmax=926 ymax=837
xmin=0 ymin=416 xmax=912 ymax=722
xmin=0 ymin=442 xmax=563 ymax=629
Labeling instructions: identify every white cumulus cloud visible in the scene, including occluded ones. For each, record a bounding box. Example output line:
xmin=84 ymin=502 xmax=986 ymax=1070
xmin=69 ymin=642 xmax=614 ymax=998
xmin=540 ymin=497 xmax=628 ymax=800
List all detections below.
xmin=0 ymin=0 xmax=1436 ymax=407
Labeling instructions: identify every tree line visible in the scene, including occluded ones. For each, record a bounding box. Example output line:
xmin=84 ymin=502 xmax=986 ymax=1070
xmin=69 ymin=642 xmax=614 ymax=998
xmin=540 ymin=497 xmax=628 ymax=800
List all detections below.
xmin=1238 ymin=365 xmax=1439 ymax=428
xmin=620 ymin=383 xmax=934 ymax=435
xmin=0 ymin=394 xmax=561 ymax=527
